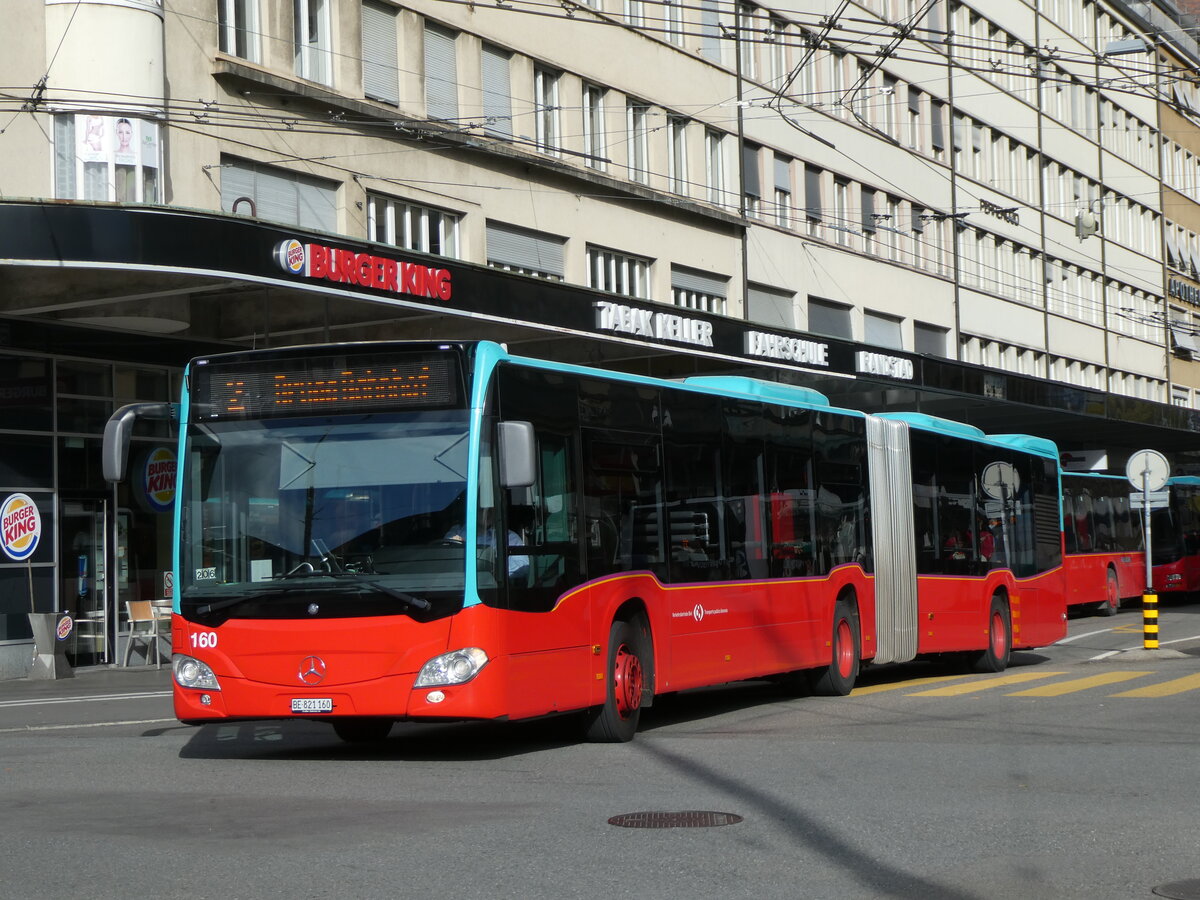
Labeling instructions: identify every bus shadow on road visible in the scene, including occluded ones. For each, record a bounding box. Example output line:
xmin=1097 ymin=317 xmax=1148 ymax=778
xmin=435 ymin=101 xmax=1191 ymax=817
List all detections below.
xmin=176 ymin=714 xmax=593 ymax=761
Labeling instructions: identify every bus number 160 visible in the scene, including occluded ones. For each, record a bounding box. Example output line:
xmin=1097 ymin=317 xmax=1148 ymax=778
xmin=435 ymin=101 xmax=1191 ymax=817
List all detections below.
xmin=190 ymin=632 xmax=218 ymax=649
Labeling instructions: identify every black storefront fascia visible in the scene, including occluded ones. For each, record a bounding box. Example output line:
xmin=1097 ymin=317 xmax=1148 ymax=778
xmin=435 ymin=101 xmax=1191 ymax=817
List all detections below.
xmin=2 ymin=200 xmax=1198 ymax=461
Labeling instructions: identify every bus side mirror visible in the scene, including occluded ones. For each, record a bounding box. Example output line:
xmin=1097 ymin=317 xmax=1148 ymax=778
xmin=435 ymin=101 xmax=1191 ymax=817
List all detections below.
xmin=103 ymin=402 xmax=178 ymax=482
xmin=497 ymin=421 xmax=536 ymax=488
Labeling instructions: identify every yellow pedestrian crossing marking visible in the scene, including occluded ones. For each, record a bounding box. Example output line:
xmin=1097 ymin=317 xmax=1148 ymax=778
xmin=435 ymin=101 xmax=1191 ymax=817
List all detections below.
xmin=905 ymin=671 xmax=1067 ymax=696
xmin=851 ymin=674 xmax=973 ymax=695
xmin=850 ymin=668 xmax=1200 ymax=699
xmin=1110 ymin=672 xmax=1200 ymax=698
xmin=1006 ymin=671 xmax=1153 ymax=697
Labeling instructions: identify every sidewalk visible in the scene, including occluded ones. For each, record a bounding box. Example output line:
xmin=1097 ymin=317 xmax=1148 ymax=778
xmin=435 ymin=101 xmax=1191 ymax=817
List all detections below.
xmin=0 ymin=663 xmax=172 ymax=701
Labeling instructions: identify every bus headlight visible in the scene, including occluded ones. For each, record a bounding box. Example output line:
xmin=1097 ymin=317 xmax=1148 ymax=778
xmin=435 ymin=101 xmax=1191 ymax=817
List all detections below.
xmin=174 ymin=655 xmax=221 ymax=690
xmin=414 ymin=648 xmax=489 ymax=687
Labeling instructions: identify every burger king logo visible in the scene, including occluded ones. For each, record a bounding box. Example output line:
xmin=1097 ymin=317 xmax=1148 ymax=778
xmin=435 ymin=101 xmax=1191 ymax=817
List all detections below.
xmin=1 ymin=493 xmax=41 ymax=561
xmin=274 ymin=238 xmax=306 ymax=274
xmin=57 ymin=615 xmax=74 ymax=641
xmin=143 ymin=447 xmax=177 ymax=513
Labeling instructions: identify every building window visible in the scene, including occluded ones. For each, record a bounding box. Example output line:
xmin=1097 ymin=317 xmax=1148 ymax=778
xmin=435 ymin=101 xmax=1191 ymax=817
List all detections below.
xmin=738 ymin=3 xmax=758 ymax=79
xmin=864 ymin=311 xmax=903 ymax=350
xmin=425 ymin=24 xmax=459 ymax=121
xmin=701 ymin=0 xmax=722 ymax=63
xmin=627 ymin=100 xmax=650 ymax=184
xmin=587 ymin=246 xmax=651 ymax=299
xmin=535 ymin=68 xmax=561 ymax=155
xmin=663 ymin=116 xmax=688 ymax=195
xmin=914 ymin=321 xmax=948 ymax=357
xmin=807 ymin=297 xmax=852 ymax=339
xmin=481 ymin=44 xmax=513 ymax=138
xmin=833 ymin=177 xmax=849 ymax=245
xmin=664 ymin=0 xmax=684 ymax=45
xmin=294 ymin=0 xmax=332 ymax=85
xmin=706 ymin=128 xmax=725 ymax=205
xmin=805 ymin=165 xmax=822 ymax=236
xmin=220 ymin=156 xmax=338 ymax=232
xmin=583 ymin=85 xmax=607 ymax=171
xmin=367 ymin=194 xmax=461 ymax=258
xmin=861 ymin=187 xmax=877 ymax=254
xmin=907 ymin=86 xmax=921 ymax=150
xmin=747 ymin=284 xmax=795 ymax=329
xmin=742 ymin=143 xmax=761 ymax=218
xmin=486 ymin=220 xmax=565 ymax=280
xmin=625 ymin=0 xmax=645 ymax=27
xmin=219 ymin=0 xmax=260 ymax=63
xmin=54 ymin=114 xmax=161 ymax=203
xmin=774 ymin=155 xmax=792 ymax=229
xmin=672 ymin=265 xmax=728 ymax=315
xmin=362 ymin=1 xmax=399 ymax=105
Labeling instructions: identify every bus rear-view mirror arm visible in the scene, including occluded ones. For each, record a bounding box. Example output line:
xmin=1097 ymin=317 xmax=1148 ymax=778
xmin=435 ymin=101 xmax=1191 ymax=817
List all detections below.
xmin=498 ymin=421 xmax=536 ymax=488
xmin=103 ymin=402 xmax=179 ymax=483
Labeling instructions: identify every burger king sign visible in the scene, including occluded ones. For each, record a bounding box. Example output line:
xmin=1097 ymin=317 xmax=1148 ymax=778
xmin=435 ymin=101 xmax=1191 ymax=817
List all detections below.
xmin=1 ymin=493 xmax=41 ymax=561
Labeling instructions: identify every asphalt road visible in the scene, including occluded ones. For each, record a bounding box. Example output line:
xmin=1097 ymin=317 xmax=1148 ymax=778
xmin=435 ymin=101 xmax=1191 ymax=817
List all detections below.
xmin=3 ymin=602 xmax=1200 ymax=900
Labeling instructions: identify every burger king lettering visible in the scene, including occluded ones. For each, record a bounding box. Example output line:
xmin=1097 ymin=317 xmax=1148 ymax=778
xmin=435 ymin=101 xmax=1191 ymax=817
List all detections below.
xmin=142 ymin=447 xmax=177 ymax=513
xmin=0 ymin=493 xmax=41 ymax=561
xmin=275 ymin=240 xmax=452 ymax=302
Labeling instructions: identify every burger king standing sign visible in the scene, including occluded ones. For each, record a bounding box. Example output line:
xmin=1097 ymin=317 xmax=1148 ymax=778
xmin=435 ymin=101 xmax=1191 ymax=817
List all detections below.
xmin=1 ymin=493 xmax=41 ymax=561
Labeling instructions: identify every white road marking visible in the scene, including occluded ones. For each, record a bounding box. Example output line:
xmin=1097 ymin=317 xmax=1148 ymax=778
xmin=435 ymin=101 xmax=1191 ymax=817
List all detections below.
xmin=0 ymin=690 xmax=171 ymax=709
xmin=0 ymin=718 xmax=175 ymax=734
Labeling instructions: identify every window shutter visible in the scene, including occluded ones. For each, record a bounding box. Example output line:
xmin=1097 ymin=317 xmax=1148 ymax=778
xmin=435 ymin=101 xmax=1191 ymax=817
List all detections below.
xmin=481 ymin=44 xmax=513 ymax=138
xmin=425 ymin=25 xmax=459 ymax=121
xmin=805 ymin=166 xmax=822 ymax=221
xmin=742 ymin=145 xmax=761 ymax=197
xmin=486 ymin=221 xmax=565 ymax=277
xmin=671 ymin=265 xmax=727 ymax=297
xmin=362 ymin=2 xmax=399 ymax=105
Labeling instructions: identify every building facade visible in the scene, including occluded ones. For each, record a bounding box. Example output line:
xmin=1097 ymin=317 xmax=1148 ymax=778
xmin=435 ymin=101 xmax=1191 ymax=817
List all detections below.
xmin=0 ymin=0 xmax=1198 ymax=674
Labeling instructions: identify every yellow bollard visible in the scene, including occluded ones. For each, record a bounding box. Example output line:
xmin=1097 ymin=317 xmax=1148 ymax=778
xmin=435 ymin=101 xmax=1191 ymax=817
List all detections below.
xmin=1143 ymin=593 xmax=1159 ymax=650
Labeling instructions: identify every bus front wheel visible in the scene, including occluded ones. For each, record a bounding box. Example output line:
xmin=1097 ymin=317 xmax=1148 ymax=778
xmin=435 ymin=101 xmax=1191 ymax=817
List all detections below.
xmin=585 ymin=618 xmax=647 ymax=743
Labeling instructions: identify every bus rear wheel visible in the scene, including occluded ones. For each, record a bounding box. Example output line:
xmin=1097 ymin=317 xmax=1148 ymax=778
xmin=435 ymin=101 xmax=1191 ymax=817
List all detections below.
xmin=332 ymin=718 xmax=393 ymax=743
xmin=585 ymin=618 xmax=647 ymax=743
xmin=810 ymin=598 xmax=859 ymax=696
xmin=971 ymin=594 xmax=1012 ymax=673
xmin=1097 ymin=568 xmax=1120 ymax=617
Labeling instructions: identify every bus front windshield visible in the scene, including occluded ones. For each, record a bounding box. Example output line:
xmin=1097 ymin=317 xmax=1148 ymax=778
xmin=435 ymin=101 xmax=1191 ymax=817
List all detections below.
xmin=180 ymin=410 xmax=472 ymax=615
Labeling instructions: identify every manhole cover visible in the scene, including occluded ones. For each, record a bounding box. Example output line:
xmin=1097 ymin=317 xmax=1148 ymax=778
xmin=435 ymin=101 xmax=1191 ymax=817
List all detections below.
xmin=1154 ymin=879 xmax=1200 ymax=900
xmin=607 ymin=811 xmax=743 ymax=829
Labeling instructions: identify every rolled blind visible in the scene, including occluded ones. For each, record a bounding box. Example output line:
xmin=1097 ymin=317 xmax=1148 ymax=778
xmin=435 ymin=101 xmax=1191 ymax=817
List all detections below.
xmin=486 ymin=221 xmax=565 ymax=276
xmin=362 ymin=1 xmax=399 ymax=105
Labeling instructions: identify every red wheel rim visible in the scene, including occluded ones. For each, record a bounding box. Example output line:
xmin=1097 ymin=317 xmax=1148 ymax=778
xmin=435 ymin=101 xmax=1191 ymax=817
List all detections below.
xmin=1107 ymin=574 xmax=1119 ymax=611
xmin=613 ymin=643 xmax=643 ymax=720
xmin=990 ymin=610 xmax=1007 ymax=659
xmin=834 ymin=618 xmax=855 ymax=679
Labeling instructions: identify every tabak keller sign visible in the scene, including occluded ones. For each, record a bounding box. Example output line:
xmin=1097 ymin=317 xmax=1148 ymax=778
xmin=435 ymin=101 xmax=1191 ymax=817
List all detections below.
xmin=274 ymin=238 xmax=453 ymax=302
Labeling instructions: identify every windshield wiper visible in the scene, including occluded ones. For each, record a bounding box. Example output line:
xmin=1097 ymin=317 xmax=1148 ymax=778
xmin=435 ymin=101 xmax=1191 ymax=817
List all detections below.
xmin=193 ymin=574 xmax=430 ymax=616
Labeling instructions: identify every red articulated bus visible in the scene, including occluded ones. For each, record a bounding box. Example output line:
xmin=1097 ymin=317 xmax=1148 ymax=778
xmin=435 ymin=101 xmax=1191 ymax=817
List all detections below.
xmin=1061 ymin=472 xmax=1146 ymax=616
xmin=1152 ymin=477 xmax=1200 ymax=597
xmin=103 ymin=341 xmax=1067 ymax=743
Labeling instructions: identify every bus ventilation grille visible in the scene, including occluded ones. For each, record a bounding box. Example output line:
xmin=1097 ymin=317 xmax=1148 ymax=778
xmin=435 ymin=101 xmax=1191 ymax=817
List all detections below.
xmin=607 ymin=811 xmax=743 ymax=829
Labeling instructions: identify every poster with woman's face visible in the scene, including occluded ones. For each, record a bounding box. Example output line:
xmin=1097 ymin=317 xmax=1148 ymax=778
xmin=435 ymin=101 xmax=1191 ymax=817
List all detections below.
xmin=114 ymin=117 xmax=136 ymax=164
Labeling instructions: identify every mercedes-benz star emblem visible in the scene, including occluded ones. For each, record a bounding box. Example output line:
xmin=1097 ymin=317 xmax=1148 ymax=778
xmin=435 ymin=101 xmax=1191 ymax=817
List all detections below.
xmin=307 ymin=603 xmax=320 ymax=616
xmin=299 ymin=655 xmax=327 ymax=685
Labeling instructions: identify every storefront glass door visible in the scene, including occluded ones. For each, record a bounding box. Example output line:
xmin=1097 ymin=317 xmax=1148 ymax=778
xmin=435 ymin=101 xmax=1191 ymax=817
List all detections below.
xmin=60 ymin=499 xmax=108 ymax=666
